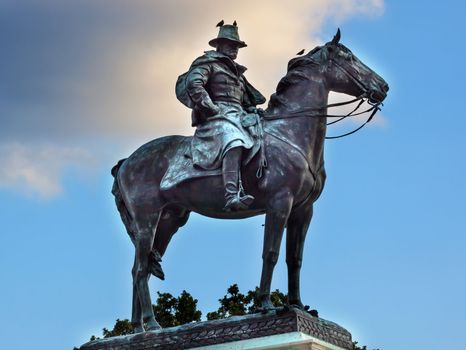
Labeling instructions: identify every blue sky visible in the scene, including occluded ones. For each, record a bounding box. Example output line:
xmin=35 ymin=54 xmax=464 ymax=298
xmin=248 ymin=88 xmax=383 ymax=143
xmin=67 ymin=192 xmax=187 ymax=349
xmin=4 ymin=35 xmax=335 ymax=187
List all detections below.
xmin=1 ymin=1 xmax=466 ymax=349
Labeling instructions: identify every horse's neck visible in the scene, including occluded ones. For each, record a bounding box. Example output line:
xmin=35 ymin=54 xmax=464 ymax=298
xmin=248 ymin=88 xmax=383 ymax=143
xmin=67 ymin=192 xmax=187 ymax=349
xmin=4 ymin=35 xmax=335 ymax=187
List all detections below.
xmin=265 ymin=83 xmax=329 ymax=173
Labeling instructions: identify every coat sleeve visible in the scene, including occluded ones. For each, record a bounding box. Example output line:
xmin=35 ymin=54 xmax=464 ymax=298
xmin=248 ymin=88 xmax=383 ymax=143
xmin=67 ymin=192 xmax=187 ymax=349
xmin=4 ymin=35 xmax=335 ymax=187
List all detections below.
xmin=186 ymin=64 xmax=220 ymax=117
xmin=241 ymin=75 xmax=266 ymax=111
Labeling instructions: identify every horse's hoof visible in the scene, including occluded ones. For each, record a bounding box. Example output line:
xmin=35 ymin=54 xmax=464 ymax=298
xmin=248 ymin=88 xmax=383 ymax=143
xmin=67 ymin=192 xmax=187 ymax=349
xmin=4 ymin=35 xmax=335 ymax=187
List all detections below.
xmin=256 ymin=294 xmax=276 ymax=313
xmin=286 ymin=302 xmax=318 ymax=316
xmin=132 ymin=325 xmax=145 ymax=334
xmin=146 ymin=321 xmax=162 ymax=331
xmin=288 ymin=300 xmax=306 ymax=310
xmin=257 ymin=303 xmax=277 ymax=314
xmin=149 ymin=251 xmax=165 ymax=280
xmin=308 ymin=309 xmax=319 ymax=317
xmin=257 ymin=307 xmax=275 ymax=314
xmin=149 ymin=258 xmax=165 ymax=280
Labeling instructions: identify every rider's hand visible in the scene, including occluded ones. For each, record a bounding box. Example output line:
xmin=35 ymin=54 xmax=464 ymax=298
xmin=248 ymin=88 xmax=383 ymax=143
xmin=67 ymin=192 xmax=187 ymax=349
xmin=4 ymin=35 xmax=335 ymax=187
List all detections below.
xmin=210 ymin=104 xmax=221 ymax=116
xmin=246 ymin=106 xmax=264 ymax=115
xmin=199 ymin=100 xmax=220 ymax=120
xmin=204 ymin=100 xmax=220 ymax=116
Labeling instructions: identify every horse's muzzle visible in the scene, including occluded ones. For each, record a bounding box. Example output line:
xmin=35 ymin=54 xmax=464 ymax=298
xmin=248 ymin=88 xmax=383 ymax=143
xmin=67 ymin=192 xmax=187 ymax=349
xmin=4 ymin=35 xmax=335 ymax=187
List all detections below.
xmin=369 ymin=83 xmax=389 ymax=103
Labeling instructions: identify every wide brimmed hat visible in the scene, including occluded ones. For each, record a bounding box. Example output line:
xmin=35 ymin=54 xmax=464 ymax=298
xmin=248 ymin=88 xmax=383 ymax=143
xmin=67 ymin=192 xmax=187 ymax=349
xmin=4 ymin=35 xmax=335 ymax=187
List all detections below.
xmin=208 ymin=20 xmax=247 ymax=48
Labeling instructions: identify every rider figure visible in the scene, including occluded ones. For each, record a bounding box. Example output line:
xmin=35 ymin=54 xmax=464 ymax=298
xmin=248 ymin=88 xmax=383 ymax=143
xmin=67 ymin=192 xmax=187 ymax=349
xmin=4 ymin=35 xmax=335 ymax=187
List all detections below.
xmin=176 ymin=21 xmax=265 ymax=211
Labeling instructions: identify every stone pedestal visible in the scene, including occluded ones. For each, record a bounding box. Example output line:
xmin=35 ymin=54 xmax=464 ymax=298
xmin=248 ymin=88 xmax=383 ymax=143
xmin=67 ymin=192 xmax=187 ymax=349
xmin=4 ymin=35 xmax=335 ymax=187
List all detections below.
xmin=78 ymin=308 xmax=352 ymax=350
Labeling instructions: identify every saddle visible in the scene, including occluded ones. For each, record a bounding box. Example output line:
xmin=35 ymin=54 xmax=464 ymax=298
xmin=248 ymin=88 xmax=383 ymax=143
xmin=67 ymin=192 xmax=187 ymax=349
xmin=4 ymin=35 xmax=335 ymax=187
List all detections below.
xmin=160 ymin=113 xmax=267 ymax=191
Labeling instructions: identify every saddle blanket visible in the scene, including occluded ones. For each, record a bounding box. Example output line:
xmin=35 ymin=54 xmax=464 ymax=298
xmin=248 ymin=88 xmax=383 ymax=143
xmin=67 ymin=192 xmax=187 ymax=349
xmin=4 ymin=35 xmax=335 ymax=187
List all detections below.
xmin=160 ymin=136 xmax=263 ymax=191
xmin=160 ymin=137 xmax=221 ymax=191
xmin=161 ymin=113 xmax=265 ymax=191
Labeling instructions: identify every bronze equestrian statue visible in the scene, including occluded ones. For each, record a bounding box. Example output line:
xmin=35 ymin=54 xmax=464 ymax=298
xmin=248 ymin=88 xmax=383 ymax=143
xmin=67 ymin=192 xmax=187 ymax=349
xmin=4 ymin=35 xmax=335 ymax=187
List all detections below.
xmin=111 ymin=25 xmax=389 ymax=333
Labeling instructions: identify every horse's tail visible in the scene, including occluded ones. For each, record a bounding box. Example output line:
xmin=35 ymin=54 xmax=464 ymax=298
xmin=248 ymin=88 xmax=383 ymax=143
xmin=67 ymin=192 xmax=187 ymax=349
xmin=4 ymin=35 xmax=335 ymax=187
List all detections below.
xmin=111 ymin=159 xmax=136 ymax=243
xmin=111 ymin=158 xmax=165 ymax=280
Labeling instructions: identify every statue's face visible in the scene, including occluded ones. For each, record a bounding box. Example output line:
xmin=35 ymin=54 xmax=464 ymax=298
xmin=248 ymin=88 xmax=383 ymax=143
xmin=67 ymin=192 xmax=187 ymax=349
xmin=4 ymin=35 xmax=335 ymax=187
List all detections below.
xmin=217 ymin=40 xmax=240 ymax=60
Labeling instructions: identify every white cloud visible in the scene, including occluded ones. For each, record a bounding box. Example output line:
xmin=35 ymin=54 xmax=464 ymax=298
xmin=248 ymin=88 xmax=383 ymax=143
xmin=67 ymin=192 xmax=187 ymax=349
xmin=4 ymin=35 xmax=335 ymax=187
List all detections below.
xmin=106 ymin=0 xmax=386 ymax=139
xmin=0 ymin=143 xmax=96 ymax=198
xmin=1 ymin=0 xmax=386 ymax=197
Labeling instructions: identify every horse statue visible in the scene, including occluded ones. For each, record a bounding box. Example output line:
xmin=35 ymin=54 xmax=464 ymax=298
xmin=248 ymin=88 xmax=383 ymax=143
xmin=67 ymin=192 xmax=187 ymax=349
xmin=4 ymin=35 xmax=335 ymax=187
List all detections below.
xmin=111 ymin=29 xmax=388 ymax=332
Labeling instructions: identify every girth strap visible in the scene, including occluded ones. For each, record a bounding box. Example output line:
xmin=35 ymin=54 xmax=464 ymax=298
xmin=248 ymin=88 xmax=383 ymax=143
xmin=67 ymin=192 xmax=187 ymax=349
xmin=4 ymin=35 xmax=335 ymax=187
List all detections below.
xmin=263 ymin=129 xmax=317 ymax=180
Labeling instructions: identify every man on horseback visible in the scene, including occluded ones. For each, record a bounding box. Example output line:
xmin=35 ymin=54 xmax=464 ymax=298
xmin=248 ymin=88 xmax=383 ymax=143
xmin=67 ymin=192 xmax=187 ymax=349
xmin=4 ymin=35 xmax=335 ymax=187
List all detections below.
xmin=176 ymin=21 xmax=266 ymax=211
xmin=110 ymin=28 xmax=388 ymax=334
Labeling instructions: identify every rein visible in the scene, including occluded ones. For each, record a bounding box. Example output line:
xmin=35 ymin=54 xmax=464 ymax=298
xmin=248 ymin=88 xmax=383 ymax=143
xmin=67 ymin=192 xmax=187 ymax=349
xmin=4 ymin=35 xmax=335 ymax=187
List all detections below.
xmin=325 ymin=99 xmax=380 ymax=139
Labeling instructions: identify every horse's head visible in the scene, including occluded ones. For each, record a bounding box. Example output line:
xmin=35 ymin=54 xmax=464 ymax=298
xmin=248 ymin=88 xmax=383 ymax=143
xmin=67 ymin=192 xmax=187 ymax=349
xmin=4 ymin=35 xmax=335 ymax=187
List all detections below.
xmin=319 ymin=29 xmax=389 ymax=103
xmin=267 ymin=29 xmax=388 ymax=116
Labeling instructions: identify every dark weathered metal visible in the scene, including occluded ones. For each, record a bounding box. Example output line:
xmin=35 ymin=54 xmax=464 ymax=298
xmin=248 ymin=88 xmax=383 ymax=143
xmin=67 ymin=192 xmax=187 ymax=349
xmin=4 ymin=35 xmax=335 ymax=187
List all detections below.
xmin=79 ymin=308 xmax=353 ymax=350
xmin=111 ymin=28 xmax=388 ymax=333
xmin=176 ymin=22 xmax=266 ymax=211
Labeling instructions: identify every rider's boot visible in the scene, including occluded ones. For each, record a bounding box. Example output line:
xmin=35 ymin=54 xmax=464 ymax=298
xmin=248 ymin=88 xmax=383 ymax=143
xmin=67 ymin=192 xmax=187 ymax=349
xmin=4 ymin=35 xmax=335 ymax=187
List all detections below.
xmin=223 ymin=147 xmax=254 ymax=211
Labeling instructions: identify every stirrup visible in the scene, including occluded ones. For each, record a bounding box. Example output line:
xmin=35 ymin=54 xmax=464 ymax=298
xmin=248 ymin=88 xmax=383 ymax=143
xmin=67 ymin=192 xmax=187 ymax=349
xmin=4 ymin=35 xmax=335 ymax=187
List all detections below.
xmin=224 ymin=192 xmax=255 ymax=211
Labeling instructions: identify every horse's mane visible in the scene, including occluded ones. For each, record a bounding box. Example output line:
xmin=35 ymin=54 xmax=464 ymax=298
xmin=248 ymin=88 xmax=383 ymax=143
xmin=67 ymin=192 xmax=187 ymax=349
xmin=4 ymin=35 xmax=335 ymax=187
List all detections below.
xmin=267 ymin=45 xmax=325 ymax=110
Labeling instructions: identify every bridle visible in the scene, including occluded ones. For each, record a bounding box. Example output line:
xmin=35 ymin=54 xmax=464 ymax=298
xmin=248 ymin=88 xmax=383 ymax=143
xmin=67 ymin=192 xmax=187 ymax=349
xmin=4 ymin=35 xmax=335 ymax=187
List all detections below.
xmin=262 ymin=46 xmax=383 ymax=140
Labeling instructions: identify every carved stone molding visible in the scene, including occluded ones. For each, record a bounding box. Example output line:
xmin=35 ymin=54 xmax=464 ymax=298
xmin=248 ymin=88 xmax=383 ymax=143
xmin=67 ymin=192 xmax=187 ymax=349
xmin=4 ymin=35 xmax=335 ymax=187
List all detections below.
xmin=78 ymin=308 xmax=352 ymax=350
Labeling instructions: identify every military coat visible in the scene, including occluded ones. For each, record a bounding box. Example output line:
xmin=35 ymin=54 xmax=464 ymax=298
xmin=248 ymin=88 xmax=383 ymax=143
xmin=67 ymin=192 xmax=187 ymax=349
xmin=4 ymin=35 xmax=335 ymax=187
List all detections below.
xmin=177 ymin=50 xmax=265 ymax=170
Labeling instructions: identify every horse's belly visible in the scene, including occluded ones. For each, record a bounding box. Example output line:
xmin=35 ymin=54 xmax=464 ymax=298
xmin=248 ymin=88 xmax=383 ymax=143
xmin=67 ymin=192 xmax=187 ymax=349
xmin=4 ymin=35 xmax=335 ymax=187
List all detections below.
xmin=163 ymin=172 xmax=268 ymax=219
xmin=192 ymin=208 xmax=266 ymax=220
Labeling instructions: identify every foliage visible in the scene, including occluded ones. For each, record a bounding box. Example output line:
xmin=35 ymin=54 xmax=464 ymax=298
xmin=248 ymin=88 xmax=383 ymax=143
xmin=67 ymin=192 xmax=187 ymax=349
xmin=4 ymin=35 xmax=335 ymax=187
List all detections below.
xmin=353 ymin=341 xmax=379 ymax=350
xmin=246 ymin=286 xmax=288 ymax=314
xmin=174 ymin=290 xmax=203 ymax=325
xmin=102 ymin=319 xmax=133 ymax=338
xmin=353 ymin=341 xmax=367 ymax=350
xmin=151 ymin=291 xmax=178 ymax=328
xmin=88 ymin=319 xmax=134 ymax=341
xmin=206 ymin=284 xmax=250 ymax=319
xmin=206 ymin=284 xmax=287 ymax=320
xmin=152 ymin=290 xmax=202 ymax=327
xmin=89 ymin=290 xmax=201 ymax=340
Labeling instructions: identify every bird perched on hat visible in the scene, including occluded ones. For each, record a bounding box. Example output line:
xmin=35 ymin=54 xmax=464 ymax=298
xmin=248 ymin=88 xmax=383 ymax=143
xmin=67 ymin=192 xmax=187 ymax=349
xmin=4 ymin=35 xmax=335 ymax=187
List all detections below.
xmin=209 ymin=20 xmax=247 ymax=48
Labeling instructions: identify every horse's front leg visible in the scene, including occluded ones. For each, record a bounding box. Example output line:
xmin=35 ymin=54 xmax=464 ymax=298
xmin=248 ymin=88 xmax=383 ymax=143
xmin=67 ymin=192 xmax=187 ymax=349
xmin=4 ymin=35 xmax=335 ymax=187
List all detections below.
xmin=286 ymin=201 xmax=313 ymax=309
xmin=258 ymin=191 xmax=293 ymax=310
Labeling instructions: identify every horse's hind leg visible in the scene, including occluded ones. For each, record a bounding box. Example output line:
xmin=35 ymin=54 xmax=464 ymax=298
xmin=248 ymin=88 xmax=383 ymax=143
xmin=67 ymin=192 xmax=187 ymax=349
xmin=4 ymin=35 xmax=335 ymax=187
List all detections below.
xmin=132 ymin=211 xmax=162 ymax=331
xmin=131 ymin=256 xmax=153 ymax=332
xmin=286 ymin=202 xmax=313 ymax=309
xmin=131 ymin=256 xmax=143 ymax=332
xmin=153 ymin=207 xmax=190 ymax=257
xmin=146 ymin=207 xmax=190 ymax=281
xmin=130 ymin=207 xmax=189 ymax=332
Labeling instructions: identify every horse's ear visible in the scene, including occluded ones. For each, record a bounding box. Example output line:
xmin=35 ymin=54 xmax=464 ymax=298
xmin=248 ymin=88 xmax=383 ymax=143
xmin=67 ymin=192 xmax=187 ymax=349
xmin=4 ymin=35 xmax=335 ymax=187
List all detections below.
xmin=331 ymin=28 xmax=341 ymax=45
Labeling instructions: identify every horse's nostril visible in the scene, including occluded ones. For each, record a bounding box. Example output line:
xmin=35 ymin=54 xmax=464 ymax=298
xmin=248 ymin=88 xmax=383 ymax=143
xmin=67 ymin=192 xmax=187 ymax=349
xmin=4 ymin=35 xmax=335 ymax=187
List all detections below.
xmin=383 ymin=83 xmax=389 ymax=93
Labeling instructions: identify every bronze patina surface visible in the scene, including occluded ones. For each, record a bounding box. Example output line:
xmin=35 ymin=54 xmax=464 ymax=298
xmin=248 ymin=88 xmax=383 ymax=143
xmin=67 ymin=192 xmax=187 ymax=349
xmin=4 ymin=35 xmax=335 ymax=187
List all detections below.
xmin=111 ymin=26 xmax=388 ymax=332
